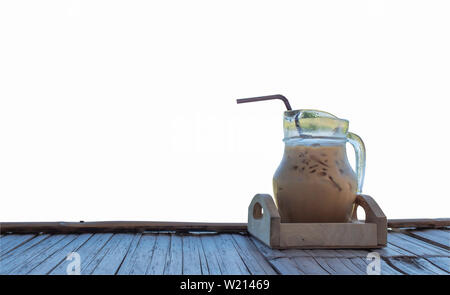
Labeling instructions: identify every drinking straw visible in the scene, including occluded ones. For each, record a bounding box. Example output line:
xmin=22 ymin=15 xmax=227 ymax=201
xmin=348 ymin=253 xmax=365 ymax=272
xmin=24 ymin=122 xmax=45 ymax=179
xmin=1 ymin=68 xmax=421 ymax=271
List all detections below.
xmin=236 ymin=94 xmax=292 ymax=111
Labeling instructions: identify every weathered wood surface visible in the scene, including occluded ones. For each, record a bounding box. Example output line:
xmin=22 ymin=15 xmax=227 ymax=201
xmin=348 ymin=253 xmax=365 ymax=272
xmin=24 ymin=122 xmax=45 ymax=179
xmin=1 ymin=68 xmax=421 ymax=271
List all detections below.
xmin=0 ymin=234 xmax=35 ymax=257
xmin=405 ymin=229 xmax=449 ymax=250
xmin=387 ymin=219 xmax=450 ymax=229
xmin=29 ymin=234 xmax=92 ymax=275
xmin=1 ymin=229 xmax=449 ymax=275
xmin=164 ymin=235 xmax=183 ymax=275
xmin=0 ymin=221 xmax=248 ymax=234
xmin=49 ymin=233 xmax=112 ymax=274
xmin=2 ymin=218 xmax=449 ymax=234
xmin=117 ymin=234 xmax=155 ymax=275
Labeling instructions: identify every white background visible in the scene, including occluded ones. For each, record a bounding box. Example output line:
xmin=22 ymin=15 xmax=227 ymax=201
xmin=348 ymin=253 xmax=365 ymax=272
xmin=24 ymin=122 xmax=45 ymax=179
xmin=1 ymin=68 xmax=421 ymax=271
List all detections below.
xmin=1 ymin=0 xmax=449 ymax=222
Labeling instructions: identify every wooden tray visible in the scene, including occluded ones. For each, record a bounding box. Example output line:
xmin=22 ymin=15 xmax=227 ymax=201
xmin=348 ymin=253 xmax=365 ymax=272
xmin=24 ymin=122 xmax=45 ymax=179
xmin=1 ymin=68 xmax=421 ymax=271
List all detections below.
xmin=248 ymin=194 xmax=387 ymax=249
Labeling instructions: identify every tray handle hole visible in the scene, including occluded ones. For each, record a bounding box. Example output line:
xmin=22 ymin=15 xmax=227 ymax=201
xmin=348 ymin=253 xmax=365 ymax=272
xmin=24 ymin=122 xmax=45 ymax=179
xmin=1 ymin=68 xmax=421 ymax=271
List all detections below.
xmin=357 ymin=206 xmax=366 ymax=221
xmin=253 ymin=202 xmax=264 ymax=219
xmin=352 ymin=203 xmax=366 ymax=221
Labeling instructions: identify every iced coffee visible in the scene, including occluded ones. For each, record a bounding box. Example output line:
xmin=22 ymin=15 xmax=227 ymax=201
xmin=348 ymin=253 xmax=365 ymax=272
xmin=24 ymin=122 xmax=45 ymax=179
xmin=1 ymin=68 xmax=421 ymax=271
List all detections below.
xmin=273 ymin=143 xmax=357 ymax=223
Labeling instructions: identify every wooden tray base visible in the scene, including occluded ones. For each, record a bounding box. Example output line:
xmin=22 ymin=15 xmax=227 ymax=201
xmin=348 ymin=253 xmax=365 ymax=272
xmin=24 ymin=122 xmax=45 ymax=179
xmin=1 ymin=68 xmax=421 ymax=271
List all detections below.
xmin=248 ymin=194 xmax=387 ymax=249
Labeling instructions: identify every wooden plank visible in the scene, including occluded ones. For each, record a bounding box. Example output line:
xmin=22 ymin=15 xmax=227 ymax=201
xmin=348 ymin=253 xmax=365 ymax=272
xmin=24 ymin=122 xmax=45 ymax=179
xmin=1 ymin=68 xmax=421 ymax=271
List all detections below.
xmin=146 ymin=234 xmax=171 ymax=275
xmin=284 ymin=247 xmax=402 ymax=275
xmin=355 ymin=251 xmax=405 ymax=275
xmin=310 ymin=257 xmax=338 ymax=274
xmin=182 ymin=235 xmax=201 ymax=275
xmin=117 ymin=234 xmax=156 ymax=275
xmin=212 ymin=234 xmax=250 ymax=275
xmin=347 ymin=257 xmax=402 ymax=275
xmin=81 ymin=234 xmax=126 ymax=274
xmin=336 ymin=249 xmax=371 ymax=258
xmin=379 ymin=259 xmax=405 ymax=275
xmin=385 ymin=258 xmax=421 ymax=275
xmin=371 ymin=242 xmax=416 ymax=258
xmin=0 ymin=234 xmax=54 ymax=273
xmin=250 ymin=237 xmax=303 ymax=274
xmin=114 ymin=233 xmax=142 ymax=274
xmin=197 ymin=235 xmax=209 ymax=275
xmin=388 ymin=232 xmax=449 ymax=257
xmin=0 ymin=234 xmax=66 ymax=274
xmin=281 ymin=249 xmax=311 ymax=257
xmin=82 ymin=234 xmax=129 ymax=274
xmin=287 ymin=248 xmax=401 ymax=275
xmin=426 ymin=257 xmax=450 ymax=272
xmin=406 ymin=229 xmax=449 ymax=250
xmin=0 ymin=234 xmax=36 ymax=257
xmin=91 ymin=233 xmax=137 ymax=275
xmin=163 ymin=234 xmax=182 ymax=275
xmin=338 ymin=258 xmax=367 ymax=275
xmin=199 ymin=235 xmax=223 ymax=275
xmin=49 ymin=233 xmax=113 ymax=275
xmin=11 ymin=234 xmax=79 ymax=274
xmin=388 ymin=219 xmax=450 ymax=229
xmin=268 ymin=258 xmax=303 ymax=275
xmin=387 ymin=257 xmax=448 ymax=275
xmin=231 ymin=234 xmax=277 ymax=275
xmin=313 ymin=257 xmax=356 ymax=275
xmin=413 ymin=258 xmax=449 ymax=274
xmin=28 ymin=234 xmax=93 ymax=274
xmin=1 ymin=219 xmax=449 ymax=235
xmin=0 ymin=221 xmax=247 ymax=234
xmin=0 ymin=234 xmax=49 ymax=263
xmin=182 ymin=235 xmax=208 ymax=275
xmin=291 ymin=257 xmax=329 ymax=275
xmin=249 ymin=236 xmax=286 ymax=260
xmin=381 ymin=259 xmax=403 ymax=275
xmin=302 ymin=249 xmax=345 ymax=258
xmin=413 ymin=229 xmax=449 ymax=240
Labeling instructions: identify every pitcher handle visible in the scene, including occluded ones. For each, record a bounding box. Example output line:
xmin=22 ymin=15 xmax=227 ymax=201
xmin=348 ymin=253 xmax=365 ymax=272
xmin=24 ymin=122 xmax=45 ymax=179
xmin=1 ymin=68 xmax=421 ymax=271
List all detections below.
xmin=347 ymin=132 xmax=366 ymax=193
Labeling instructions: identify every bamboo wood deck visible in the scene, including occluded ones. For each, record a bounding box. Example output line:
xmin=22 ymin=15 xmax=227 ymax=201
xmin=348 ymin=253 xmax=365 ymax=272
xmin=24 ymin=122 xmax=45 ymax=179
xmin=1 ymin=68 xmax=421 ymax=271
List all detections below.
xmin=0 ymin=222 xmax=448 ymax=275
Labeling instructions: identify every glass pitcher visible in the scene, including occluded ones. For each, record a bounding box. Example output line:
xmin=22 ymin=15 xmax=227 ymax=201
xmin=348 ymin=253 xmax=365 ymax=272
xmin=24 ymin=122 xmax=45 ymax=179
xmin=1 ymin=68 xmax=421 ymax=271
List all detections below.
xmin=273 ymin=109 xmax=366 ymax=223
